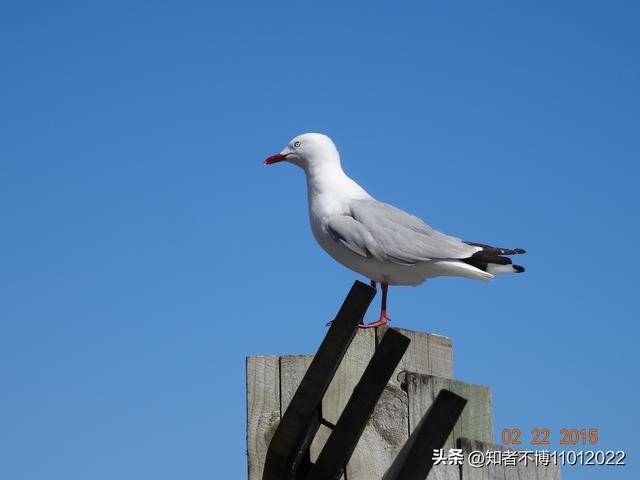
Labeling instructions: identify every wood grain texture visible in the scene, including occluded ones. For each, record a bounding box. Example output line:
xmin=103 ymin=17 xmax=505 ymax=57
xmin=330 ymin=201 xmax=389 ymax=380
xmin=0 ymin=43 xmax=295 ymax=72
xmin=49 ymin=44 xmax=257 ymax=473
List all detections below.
xmin=459 ymin=438 xmax=561 ymax=480
xmin=246 ymin=356 xmax=280 ymax=480
xmin=428 ymin=334 xmax=454 ymax=379
xmin=322 ymin=328 xmax=377 ymax=425
xmin=427 ymin=463 xmax=462 ymax=480
xmin=404 ymin=373 xmax=493 ymax=451
xmin=321 ymin=328 xmax=376 ymax=479
xmin=279 ymin=354 xmax=329 ymax=465
xmin=347 ymin=384 xmax=409 ymax=479
xmin=279 ymin=355 xmax=313 ymax=413
xmin=377 ymin=326 xmax=453 ymax=386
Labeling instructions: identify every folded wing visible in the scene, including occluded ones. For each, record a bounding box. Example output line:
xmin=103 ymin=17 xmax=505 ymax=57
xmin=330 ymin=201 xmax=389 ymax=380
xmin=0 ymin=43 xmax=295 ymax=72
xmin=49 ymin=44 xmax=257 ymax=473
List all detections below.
xmin=327 ymin=199 xmax=480 ymax=265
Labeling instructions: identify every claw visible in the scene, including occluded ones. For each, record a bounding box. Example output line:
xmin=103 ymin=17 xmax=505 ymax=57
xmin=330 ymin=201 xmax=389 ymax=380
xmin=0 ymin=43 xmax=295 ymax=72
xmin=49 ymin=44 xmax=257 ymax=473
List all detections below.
xmin=326 ymin=314 xmax=391 ymax=329
xmin=358 ymin=314 xmax=391 ymax=329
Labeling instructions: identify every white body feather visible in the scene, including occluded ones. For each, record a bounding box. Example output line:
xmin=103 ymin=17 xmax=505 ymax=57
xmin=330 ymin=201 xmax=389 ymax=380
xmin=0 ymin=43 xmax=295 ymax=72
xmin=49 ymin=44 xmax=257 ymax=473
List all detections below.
xmin=300 ymin=138 xmax=492 ymax=285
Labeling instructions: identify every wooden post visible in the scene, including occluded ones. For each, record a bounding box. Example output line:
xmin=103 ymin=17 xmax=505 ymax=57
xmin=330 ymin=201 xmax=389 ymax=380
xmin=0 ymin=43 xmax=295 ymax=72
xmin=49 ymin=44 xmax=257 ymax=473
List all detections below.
xmin=247 ymin=325 xmax=561 ymax=480
xmin=246 ymin=356 xmax=280 ymax=480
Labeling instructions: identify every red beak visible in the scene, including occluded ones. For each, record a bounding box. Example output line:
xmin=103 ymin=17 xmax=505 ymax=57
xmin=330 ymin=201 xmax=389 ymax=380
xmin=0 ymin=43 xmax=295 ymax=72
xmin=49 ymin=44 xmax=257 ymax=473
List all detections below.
xmin=264 ymin=153 xmax=287 ymax=165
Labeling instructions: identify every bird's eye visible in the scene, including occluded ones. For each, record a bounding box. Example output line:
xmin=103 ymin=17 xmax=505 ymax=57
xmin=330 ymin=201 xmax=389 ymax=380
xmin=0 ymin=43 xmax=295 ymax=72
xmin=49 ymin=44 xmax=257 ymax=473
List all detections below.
xmin=293 ymin=141 xmax=302 ymax=148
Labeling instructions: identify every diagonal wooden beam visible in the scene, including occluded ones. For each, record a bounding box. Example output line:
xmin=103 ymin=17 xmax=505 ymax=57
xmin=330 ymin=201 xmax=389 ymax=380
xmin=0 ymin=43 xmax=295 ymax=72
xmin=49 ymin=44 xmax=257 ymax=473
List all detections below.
xmin=262 ymin=280 xmax=376 ymax=480
xmin=382 ymin=389 xmax=467 ymax=480
xmin=307 ymin=328 xmax=411 ymax=480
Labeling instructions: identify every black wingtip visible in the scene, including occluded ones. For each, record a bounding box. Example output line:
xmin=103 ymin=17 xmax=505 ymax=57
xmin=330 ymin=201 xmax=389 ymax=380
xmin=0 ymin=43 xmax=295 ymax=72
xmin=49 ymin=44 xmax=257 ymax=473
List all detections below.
xmin=513 ymin=265 xmax=525 ymax=273
xmin=464 ymin=241 xmax=527 ymax=256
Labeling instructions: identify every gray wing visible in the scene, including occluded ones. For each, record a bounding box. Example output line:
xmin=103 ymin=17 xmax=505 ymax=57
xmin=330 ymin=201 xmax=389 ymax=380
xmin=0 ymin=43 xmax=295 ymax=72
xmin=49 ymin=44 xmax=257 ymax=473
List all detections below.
xmin=327 ymin=199 xmax=479 ymax=265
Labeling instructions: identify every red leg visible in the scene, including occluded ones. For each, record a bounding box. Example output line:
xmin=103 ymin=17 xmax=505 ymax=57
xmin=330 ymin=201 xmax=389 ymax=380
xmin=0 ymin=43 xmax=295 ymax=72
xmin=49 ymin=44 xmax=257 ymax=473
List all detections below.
xmin=381 ymin=282 xmax=388 ymax=317
xmin=359 ymin=282 xmax=391 ymax=328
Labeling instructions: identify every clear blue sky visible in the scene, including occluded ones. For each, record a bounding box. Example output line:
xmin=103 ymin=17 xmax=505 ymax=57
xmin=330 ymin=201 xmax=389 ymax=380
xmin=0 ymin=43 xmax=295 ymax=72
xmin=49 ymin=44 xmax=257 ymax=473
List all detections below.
xmin=1 ymin=1 xmax=638 ymax=479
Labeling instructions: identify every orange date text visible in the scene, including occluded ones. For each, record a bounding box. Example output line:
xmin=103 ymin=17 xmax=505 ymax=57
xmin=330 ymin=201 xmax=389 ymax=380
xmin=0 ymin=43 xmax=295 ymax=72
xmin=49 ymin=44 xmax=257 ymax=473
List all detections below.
xmin=501 ymin=428 xmax=599 ymax=446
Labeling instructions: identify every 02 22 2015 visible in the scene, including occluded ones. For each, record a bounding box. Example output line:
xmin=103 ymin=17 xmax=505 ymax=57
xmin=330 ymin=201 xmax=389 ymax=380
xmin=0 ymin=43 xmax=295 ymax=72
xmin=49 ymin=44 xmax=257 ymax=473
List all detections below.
xmin=501 ymin=427 xmax=600 ymax=445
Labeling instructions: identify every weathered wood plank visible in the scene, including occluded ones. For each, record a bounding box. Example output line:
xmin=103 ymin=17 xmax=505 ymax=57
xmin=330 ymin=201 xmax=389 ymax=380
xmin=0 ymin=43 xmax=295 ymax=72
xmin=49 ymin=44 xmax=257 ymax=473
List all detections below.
xmin=445 ymin=380 xmax=492 ymax=450
xmin=348 ymin=385 xmax=409 ymax=479
xmin=404 ymin=373 xmax=492 ymax=451
xmin=459 ymin=439 xmax=489 ymax=479
xmin=459 ymin=438 xmax=561 ymax=480
xmin=309 ymin=329 xmax=410 ymax=480
xmin=275 ymin=330 xmax=379 ymax=478
xmin=279 ymin=354 xmax=313 ymax=412
xmin=279 ymin=354 xmax=328 ymax=464
xmin=322 ymin=328 xmax=377 ymax=425
xmin=428 ymin=334 xmax=454 ymax=378
xmin=377 ymin=326 xmax=453 ymax=386
xmin=321 ymin=328 xmax=376 ymax=479
xmin=382 ymin=388 xmax=465 ymax=480
xmin=246 ymin=356 xmax=280 ymax=480
xmin=428 ymin=463 xmax=462 ymax=480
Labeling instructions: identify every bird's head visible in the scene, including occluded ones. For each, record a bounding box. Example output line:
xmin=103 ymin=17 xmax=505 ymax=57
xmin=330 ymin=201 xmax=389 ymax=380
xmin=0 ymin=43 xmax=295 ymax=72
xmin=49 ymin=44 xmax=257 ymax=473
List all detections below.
xmin=264 ymin=133 xmax=340 ymax=171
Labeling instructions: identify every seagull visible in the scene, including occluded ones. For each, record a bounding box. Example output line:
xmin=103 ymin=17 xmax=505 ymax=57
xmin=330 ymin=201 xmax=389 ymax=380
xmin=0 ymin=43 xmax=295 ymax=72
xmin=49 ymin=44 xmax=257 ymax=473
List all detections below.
xmin=264 ymin=133 xmax=525 ymax=328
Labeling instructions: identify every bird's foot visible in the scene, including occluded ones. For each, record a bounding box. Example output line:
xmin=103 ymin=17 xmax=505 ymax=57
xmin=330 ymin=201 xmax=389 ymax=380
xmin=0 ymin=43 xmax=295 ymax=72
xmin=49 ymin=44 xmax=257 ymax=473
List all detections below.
xmin=358 ymin=314 xmax=391 ymax=329
xmin=326 ymin=313 xmax=391 ymax=328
